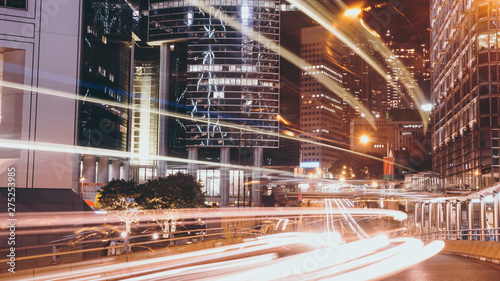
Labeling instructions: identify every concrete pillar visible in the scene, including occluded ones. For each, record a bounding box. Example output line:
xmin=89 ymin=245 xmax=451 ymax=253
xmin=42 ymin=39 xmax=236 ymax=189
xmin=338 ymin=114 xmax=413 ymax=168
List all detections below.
xmin=468 ymin=201 xmax=474 ymax=240
xmin=158 ymin=43 xmax=170 ymax=177
xmin=110 ymin=160 xmax=121 ymax=180
xmin=220 ymin=148 xmax=230 ymax=207
xmin=121 ymin=160 xmax=130 ymax=181
xmin=97 ymin=157 xmax=109 ymax=183
xmin=82 ymin=155 xmax=96 ymax=183
xmin=446 ymin=201 xmax=451 ymax=239
xmin=414 ymin=202 xmax=419 ymax=226
xmin=72 ymin=154 xmax=81 ymax=193
xmin=252 ymin=148 xmax=263 ymax=207
xmin=421 ymin=202 xmax=425 ymax=229
xmin=480 ymin=197 xmax=486 ymax=241
xmin=428 ymin=202 xmax=433 ymax=231
xmin=494 ymin=193 xmax=499 ymax=242
xmin=456 ymin=201 xmax=462 ymax=239
xmin=188 ymin=147 xmax=198 ymax=178
xmin=437 ymin=202 xmax=442 ymax=230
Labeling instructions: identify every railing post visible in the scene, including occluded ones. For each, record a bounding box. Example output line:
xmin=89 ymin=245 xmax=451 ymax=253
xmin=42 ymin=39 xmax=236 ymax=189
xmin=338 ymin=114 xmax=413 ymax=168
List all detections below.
xmin=446 ymin=201 xmax=451 ymax=239
xmin=456 ymin=200 xmax=462 ymax=240
xmin=52 ymin=245 xmax=59 ymax=264
xmin=421 ymin=202 xmax=426 ymax=235
xmin=468 ymin=200 xmax=474 ymax=240
xmin=480 ymin=196 xmax=486 ymax=241
xmin=414 ymin=202 xmax=419 ymax=234
xmin=437 ymin=202 xmax=442 ymax=239
xmin=494 ymin=192 xmax=499 ymax=242
xmin=429 ymin=202 xmax=433 ymax=234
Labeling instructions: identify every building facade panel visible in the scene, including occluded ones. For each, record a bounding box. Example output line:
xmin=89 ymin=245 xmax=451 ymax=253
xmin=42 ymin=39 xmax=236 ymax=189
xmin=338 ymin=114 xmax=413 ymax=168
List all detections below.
xmin=144 ymin=0 xmax=280 ymax=148
xmin=431 ymin=0 xmax=499 ymax=189
xmin=0 ymin=1 xmax=83 ymax=189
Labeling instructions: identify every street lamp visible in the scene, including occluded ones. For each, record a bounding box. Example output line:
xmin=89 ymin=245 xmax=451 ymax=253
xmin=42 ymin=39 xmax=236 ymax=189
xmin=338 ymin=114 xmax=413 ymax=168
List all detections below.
xmin=359 ymin=134 xmax=390 ymax=157
xmin=79 ymin=177 xmax=86 ymax=198
xmin=360 ymin=135 xmax=370 ymax=145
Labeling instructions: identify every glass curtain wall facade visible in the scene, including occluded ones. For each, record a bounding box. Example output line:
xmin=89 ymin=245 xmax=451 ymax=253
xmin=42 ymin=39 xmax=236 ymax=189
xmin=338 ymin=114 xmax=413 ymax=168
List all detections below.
xmin=131 ymin=60 xmax=160 ymax=181
xmin=431 ymin=0 xmax=500 ymax=189
xmin=79 ymin=0 xmax=133 ymax=151
xmin=144 ymin=0 xmax=280 ymax=148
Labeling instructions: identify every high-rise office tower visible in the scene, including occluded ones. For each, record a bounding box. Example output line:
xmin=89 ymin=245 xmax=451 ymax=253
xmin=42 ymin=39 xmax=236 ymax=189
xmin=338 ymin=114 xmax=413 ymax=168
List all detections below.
xmin=431 ymin=0 xmax=499 ymax=189
xmin=78 ymin=0 xmax=135 ymax=186
xmin=265 ymin=3 xmax=315 ymax=167
xmin=299 ymin=26 xmax=344 ymax=174
xmin=141 ymin=0 xmax=280 ymax=206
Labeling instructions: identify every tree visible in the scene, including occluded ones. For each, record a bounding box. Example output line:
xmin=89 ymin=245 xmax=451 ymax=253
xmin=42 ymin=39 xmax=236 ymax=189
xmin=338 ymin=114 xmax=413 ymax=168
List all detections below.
xmin=136 ymin=172 xmax=206 ymax=241
xmin=135 ymin=172 xmax=206 ymax=209
xmin=96 ymin=179 xmax=138 ymax=210
xmin=96 ymin=179 xmax=142 ymax=234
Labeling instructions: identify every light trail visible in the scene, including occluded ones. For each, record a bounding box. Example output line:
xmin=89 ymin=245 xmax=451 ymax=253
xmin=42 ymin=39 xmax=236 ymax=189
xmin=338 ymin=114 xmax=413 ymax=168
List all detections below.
xmin=0 ymin=80 xmax=419 ymax=173
xmin=335 ymin=198 xmax=370 ymax=239
xmin=185 ymin=4 xmax=376 ymax=127
xmin=13 ymin=233 xmax=444 ymax=281
xmin=0 ymin=207 xmax=407 ymax=231
xmin=287 ymin=0 xmax=429 ymax=131
xmin=1 ymin=206 xmax=442 ymax=281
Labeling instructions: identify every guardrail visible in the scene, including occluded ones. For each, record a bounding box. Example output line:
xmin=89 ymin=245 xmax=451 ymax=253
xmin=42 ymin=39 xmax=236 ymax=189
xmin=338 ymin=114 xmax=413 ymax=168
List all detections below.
xmin=413 ymin=227 xmax=500 ymax=242
xmin=0 ymin=214 xmax=320 ymax=272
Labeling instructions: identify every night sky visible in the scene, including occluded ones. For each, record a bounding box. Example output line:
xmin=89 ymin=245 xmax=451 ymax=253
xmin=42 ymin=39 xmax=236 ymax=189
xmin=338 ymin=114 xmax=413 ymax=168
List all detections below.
xmin=345 ymin=0 xmax=430 ymax=44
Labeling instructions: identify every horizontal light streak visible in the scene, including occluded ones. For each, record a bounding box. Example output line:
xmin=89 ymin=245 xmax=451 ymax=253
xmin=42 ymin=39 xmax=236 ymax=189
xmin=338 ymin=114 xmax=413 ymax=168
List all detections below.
xmin=0 ymin=207 xmax=407 ymax=230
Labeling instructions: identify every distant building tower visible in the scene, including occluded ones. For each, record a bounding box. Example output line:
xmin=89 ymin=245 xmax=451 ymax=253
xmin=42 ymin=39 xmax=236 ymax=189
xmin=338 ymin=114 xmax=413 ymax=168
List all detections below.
xmin=141 ymin=0 xmax=280 ymax=206
xmin=299 ymin=26 xmax=344 ymax=175
xmin=431 ymin=0 xmax=499 ymax=189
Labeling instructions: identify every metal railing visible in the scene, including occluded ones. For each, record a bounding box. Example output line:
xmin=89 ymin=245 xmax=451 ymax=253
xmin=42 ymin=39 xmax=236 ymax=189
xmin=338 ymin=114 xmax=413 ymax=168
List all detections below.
xmin=413 ymin=226 xmax=500 ymax=242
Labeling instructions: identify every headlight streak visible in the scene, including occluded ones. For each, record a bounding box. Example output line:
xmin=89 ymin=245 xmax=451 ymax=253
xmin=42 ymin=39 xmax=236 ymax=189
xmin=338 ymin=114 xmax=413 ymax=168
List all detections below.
xmin=297 ymin=237 xmax=423 ymax=280
xmin=4 ymin=213 xmax=443 ymax=281
xmin=326 ymin=240 xmax=445 ymax=281
xmin=123 ymin=254 xmax=279 ymax=281
xmin=0 ymin=79 xmax=418 ymax=174
xmin=286 ymin=0 xmax=429 ymax=131
xmin=0 ymin=208 xmax=408 ymax=230
xmin=333 ymin=199 xmax=364 ymax=240
xmin=27 ymin=233 xmax=318 ymax=281
xmin=334 ymin=199 xmax=370 ymax=239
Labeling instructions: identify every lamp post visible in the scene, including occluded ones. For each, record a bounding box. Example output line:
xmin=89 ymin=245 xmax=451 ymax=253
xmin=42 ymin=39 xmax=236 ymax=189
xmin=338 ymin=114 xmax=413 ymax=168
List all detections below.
xmin=474 ymin=170 xmax=481 ymax=190
xmin=79 ymin=177 xmax=86 ymax=198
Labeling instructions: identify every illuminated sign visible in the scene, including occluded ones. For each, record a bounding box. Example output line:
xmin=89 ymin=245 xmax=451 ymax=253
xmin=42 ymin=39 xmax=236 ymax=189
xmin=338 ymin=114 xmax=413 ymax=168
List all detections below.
xmin=300 ymin=162 xmax=320 ymax=168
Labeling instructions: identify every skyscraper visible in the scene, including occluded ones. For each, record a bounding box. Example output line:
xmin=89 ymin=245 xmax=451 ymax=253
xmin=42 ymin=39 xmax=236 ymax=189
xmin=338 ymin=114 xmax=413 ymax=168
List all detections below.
xmin=431 ymin=0 xmax=499 ymax=189
xmin=78 ymin=0 xmax=135 ymax=186
xmin=140 ymin=0 xmax=280 ymax=206
xmin=299 ymin=26 xmax=344 ymax=174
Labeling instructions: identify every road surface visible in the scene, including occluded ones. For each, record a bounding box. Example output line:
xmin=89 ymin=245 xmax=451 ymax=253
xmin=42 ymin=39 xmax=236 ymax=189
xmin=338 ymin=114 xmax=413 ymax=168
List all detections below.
xmin=382 ymin=254 xmax=500 ymax=281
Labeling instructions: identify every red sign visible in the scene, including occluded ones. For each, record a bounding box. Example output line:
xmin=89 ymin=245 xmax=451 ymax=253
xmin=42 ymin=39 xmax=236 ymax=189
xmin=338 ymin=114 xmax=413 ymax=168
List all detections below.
xmin=383 ymin=157 xmax=394 ymax=180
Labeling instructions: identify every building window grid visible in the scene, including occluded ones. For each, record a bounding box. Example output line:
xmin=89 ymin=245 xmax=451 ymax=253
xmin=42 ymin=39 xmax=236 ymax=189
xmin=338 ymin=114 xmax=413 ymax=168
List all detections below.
xmin=0 ymin=0 xmax=26 ymax=9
